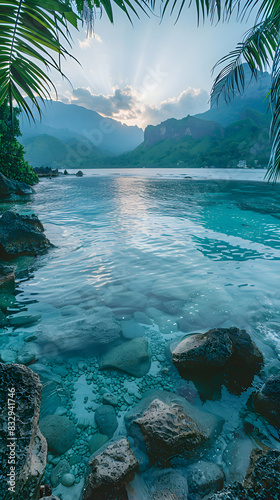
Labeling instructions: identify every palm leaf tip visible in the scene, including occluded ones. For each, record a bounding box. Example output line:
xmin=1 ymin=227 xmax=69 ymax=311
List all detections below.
xmin=0 ymin=0 xmax=79 ymax=123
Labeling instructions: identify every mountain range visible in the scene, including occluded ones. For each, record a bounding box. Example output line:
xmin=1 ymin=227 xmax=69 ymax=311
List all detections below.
xmin=20 ymin=66 xmax=272 ymax=170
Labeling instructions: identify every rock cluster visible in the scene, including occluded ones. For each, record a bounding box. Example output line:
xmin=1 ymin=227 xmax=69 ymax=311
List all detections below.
xmin=33 ymin=166 xmax=58 ymax=177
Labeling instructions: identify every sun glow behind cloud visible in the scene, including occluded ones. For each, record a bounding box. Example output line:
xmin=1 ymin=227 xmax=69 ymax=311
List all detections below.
xmin=53 ymin=8 xmax=253 ymax=128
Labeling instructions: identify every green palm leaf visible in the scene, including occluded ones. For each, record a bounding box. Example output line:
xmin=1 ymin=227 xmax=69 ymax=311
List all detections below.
xmin=0 ymin=0 xmax=79 ymax=123
xmin=210 ymin=16 xmax=279 ymax=106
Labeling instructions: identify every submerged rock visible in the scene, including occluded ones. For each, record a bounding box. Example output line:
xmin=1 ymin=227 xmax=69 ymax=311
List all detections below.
xmin=0 ymin=268 xmax=15 ymax=294
xmin=252 ymin=374 xmax=280 ymax=428
xmin=146 ymin=468 xmax=189 ymax=499
xmin=9 ymin=313 xmax=41 ymax=328
xmin=171 ymin=327 xmax=263 ymax=395
xmin=41 ymin=496 xmax=60 ymax=500
xmin=88 ymin=433 xmax=109 ymax=454
xmin=125 ymin=390 xmax=224 ymax=464
xmin=0 ymin=363 xmax=47 ymax=500
xmin=51 ymin=459 xmax=70 ymax=488
xmin=121 ymin=318 xmax=146 ymax=339
xmin=103 ymin=290 xmax=147 ymax=312
xmin=81 ymin=438 xmax=138 ymax=500
xmin=0 ymin=211 xmax=51 ymax=260
xmin=39 ymin=306 xmax=122 ymax=355
xmin=95 ymin=405 xmax=118 ymax=438
xmin=187 ymin=460 xmax=225 ymax=498
xmin=99 ymin=337 xmax=151 ymax=377
xmin=39 ymin=415 xmax=76 ymax=455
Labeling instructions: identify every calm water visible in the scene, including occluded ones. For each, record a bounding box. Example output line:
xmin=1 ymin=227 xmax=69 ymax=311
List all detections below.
xmin=2 ymin=168 xmax=280 ymax=498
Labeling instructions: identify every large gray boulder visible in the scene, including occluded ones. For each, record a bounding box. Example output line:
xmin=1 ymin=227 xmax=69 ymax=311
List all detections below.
xmin=0 ymin=363 xmax=47 ymax=500
xmin=0 ymin=172 xmax=35 ymax=198
xmin=99 ymin=337 xmax=151 ymax=377
xmin=252 ymin=374 xmax=280 ymax=428
xmin=39 ymin=415 xmax=77 ymax=455
xmin=171 ymin=327 xmax=263 ymax=394
xmin=0 ymin=212 xmax=51 ymax=260
xmin=125 ymin=390 xmax=224 ymax=464
xmin=81 ymin=438 xmax=138 ymax=500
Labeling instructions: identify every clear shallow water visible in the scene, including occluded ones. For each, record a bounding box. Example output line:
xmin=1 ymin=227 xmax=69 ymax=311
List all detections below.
xmin=2 ymin=168 xmax=280 ymax=497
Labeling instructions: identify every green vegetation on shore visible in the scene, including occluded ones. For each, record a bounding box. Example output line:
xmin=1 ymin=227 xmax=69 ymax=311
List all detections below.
xmin=0 ymin=103 xmax=38 ymax=185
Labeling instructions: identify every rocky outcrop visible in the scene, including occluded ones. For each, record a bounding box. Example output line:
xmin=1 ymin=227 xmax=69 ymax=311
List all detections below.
xmin=99 ymin=337 xmax=151 ymax=377
xmin=144 ymin=115 xmax=223 ymax=148
xmin=0 ymin=211 xmax=51 ymax=260
xmin=81 ymin=438 xmax=138 ymax=500
xmin=39 ymin=415 xmax=76 ymax=456
xmin=125 ymin=390 xmax=224 ymax=464
xmin=252 ymin=374 xmax=280 ymax=428
xmin=0 ymin=172 xmax=35 ymax=198
xmin=171 ymin=327 xmax=263 ymax=394
xmin=0 ymin=363 xmax=47 ymax=500
xmin=76 ymin=170 xmax=84 ymax=177
xmin=33 ymin=167 xmax=58 ymax=178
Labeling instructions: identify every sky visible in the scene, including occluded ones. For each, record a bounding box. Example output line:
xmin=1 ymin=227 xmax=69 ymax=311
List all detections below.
xmin=53 ymin=4 xmax=256 ymax=129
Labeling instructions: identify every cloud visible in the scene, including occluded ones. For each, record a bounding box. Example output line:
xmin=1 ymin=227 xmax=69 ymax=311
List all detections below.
xmin=78 ymin=34 xmax=102 ymax=49
xmin=71 ymin=86 xmax=138 ymax=117
xmin=143 ymin=88 xmax=209 ymax=125
xmin=63 ymin=85 xmax=209 ymax=128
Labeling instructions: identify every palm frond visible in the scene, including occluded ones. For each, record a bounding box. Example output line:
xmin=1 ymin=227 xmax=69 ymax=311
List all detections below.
xmin=161 ymin=0 xmax=240 ymax=25
xmin=73 ymin=0 xmax=151 ymax=29
xmin=266 ymin=41 xmax=280 ymax=181
xmin=0 ymin=0 xmax=79 ymax=123
xmin=210 ymin=16 xmax=279 ymax=106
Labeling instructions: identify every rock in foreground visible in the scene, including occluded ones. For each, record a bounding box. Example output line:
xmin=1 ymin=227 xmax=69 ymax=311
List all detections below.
xmin=125 ymin=390 xmax=224 ymax=464
xmin=172 ymin=327 xmax=263 ymax=394
xmin=99 ymin=337 xmax=151 ymax=377
xmin=81 ymin=438 xmax=138 ymax=500
xmin=252 ymin=374 xmax=280 ymax=428
xmin=0 ymin=211 xmax=51 ymax=260
xmin=0 ymin=172 xmax=35 ymax=198
xmin=0 ymin=363 xmax=47 ymax=500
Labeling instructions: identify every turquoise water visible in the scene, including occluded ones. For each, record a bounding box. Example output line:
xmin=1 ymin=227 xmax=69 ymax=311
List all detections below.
xmin=2 ymin=168 xmax=280 ymax=498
